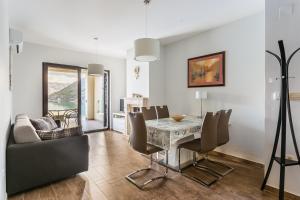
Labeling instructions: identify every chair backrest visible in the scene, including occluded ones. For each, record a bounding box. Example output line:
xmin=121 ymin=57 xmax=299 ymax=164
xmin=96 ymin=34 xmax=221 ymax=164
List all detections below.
xmin=156 ymin=105 xmax=169 ymax=119
xmin=200 ymin=112 xmax=221 ymax=153
xmin=141 ymin=106 xmax=157 ymax=120
xmin=128 ymin=112 xmax=147 ymax=154
xmin=217 ymin=109 xmax=232 ymax=146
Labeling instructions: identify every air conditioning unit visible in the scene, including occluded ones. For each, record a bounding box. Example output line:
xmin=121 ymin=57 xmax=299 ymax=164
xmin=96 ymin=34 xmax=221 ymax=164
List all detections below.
xmin=9 ymin=28 xmax=23 ymax=54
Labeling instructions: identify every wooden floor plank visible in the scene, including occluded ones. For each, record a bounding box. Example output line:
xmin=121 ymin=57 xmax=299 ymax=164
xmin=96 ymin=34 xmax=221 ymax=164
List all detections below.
xmin=8 ymin=131 xmax=300 ymax=200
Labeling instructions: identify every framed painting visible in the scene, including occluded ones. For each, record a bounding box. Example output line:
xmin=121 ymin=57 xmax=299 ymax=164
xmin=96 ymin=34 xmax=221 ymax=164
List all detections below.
xmin=188 ymin=51 xmax=225 ymax=87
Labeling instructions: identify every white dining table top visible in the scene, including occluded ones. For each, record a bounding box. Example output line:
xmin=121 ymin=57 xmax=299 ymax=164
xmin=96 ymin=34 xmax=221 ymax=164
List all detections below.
xmin=145 ymin=116 xmax=202 ymax=149
xmin=145 ymin=116 xmax=202 ymax=131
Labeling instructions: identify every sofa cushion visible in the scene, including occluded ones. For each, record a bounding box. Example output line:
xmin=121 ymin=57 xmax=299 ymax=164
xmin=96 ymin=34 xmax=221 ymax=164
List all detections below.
xmin=36 ymin=126 xmax=83 ymax=140
xmin=14 ymin=114 xmax=41 ymax=144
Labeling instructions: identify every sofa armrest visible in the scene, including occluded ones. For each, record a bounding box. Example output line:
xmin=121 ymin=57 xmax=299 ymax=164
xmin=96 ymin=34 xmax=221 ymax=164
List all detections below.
xmin=6 ymin=135 xmax=89 ymax=195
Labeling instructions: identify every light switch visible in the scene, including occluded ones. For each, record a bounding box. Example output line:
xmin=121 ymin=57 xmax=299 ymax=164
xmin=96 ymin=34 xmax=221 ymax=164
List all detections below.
xmin=268 ymin=77 xmax=273 ymax=83
xmin=279 ymin=4 xmax=294 ymax=19
xmin=272 ymin=92 xmax=280 ymax=100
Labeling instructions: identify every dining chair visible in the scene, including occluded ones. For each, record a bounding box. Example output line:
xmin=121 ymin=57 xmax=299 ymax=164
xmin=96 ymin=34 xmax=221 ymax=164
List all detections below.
xmin=141 ymin=106 xmax=157 ymax=120
xmin=156 ymin=105 xmax=169 ymax=119
xmin=214 ymin=109 xmax=233 ymax=175
xmin=195 ymin=109 xmax=233 ymax=176
xmin=178 ymin=112 xmax=220 ymax=187
xmin=217 ymin=109 xmax=232 ymax=146
xmin=126 ymin=112 xmax=168 ymax=189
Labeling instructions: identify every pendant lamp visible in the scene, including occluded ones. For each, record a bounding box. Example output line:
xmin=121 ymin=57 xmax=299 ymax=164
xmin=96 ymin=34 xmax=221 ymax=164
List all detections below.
xmin=88 ymin=37 xmax=104 ymax=76
xmin=134 ymin=0 xmax=160 ymax=62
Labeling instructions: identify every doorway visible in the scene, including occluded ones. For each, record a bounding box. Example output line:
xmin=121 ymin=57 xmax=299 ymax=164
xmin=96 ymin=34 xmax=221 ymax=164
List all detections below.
xmin=81 ymin=70 xmax=110 ymax=132
xmin=43 ymin=63 xmax=110 ymax=132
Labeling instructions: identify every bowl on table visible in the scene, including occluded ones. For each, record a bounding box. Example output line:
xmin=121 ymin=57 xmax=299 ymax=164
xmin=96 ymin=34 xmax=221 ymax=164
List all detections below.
xmin=171 ymin=115 xmax=185 ymax=122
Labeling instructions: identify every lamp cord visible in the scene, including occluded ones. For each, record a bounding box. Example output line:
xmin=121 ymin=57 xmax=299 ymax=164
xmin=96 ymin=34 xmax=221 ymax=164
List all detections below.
xmin=145 ymin=1 xmax=148 ymax=37
xmin=94 ymin=37 xmax=99 ymax=64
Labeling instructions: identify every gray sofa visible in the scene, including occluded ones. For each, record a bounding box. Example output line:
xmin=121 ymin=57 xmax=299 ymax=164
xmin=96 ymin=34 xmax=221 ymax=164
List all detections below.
xmin=6 ymin=115 xmax=89 ymax=195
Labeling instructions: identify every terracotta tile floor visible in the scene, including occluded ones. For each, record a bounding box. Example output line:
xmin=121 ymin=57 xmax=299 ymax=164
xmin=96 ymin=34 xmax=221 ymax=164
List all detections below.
xmin=8 ymin=131 xmax=299 ymax=200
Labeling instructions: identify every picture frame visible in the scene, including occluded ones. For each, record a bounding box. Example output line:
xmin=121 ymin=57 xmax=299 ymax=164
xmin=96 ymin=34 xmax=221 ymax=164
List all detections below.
xmin=188 ymin=51 xmax=225 ymax=87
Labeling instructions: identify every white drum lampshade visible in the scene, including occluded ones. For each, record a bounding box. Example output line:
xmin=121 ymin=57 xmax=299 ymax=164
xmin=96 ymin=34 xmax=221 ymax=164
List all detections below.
xmin=134 ymin=38 xmax=160 ymax=62
xmin=88 ymin=64 xmax=104 ymax=76
xmin=195 ymin=91 xmax=208 ymax=100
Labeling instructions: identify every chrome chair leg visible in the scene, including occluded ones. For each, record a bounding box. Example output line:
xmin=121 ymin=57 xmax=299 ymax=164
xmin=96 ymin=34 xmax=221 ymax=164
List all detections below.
xmin=178 ymin=148 xmax=181 ymax=172
xmin=179 ymin=151 xmax=220 ymax=187
xmin=165 ymin=150 xmax=168 ymax=175
xmin=125 ymin=151 xmax=168 ymax=190
xmin=195 ymin=154 xmax=234 ymax=176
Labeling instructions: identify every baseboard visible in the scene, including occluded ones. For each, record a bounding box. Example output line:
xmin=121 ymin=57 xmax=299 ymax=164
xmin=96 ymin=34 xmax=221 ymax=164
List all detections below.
xmin=265 ymin=185 xmax=300 ymax=199
xmin=210 ymin=151 xmax=300 ymax=199
xmin=209 ymin=151 xmax=264 ymax=168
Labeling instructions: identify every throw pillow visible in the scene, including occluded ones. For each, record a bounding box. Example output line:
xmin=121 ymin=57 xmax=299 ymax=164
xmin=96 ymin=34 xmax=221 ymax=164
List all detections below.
xmin=41 ymin=116 xmax=58 ymax=130
xmin=36 ymin=126 xmax=83 ymax=140
xmin=30 ymin=118 xmax=51 ymax=130
xmin=36 ymin=128 xmax=64 ymax=140
xmin=63 ymin=126 xmax=83 ymax=137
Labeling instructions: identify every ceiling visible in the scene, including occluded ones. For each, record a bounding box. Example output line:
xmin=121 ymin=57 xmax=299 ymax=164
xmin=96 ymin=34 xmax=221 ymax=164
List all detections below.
xmin=8 ymin=0 xmax=264 ymax=58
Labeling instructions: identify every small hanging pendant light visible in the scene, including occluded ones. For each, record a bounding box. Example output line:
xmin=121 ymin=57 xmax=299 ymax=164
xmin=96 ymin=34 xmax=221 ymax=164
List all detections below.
xmin=88 ymin=37 xmax=104 ymax=76
xmin=134 ymin=0 xmax=160 ymax=62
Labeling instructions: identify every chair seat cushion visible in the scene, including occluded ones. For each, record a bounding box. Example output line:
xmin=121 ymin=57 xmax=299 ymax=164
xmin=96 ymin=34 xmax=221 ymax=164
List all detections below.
xmin=178 ymin=138 xmax=202 ymax=152
xmin=146 ymin=143 xmax=163 ymax=154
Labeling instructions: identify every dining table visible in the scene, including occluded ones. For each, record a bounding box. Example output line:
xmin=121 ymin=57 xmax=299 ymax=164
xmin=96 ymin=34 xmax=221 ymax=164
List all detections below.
xmin=145 ymin=116 xmax=202 ymax=169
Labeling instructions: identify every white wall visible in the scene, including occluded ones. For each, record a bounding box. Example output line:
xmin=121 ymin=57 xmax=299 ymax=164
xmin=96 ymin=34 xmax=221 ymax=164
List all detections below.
xmin=12 ymin=42 xmax=126 ymax=126
xmin=0 ymin=0 xmax=11 ymax=199
xmin=126 ymin=49 xmax=149 ymax=98
xmin=126 ymin=48 xmax=165 ymax=105
xmin=149 ymin=48 xmax=165 ymax=106
xmin=265 ymin=0 xmax=300 ymax=195
xmin=164 ymin=13 xmax=265 ymax=163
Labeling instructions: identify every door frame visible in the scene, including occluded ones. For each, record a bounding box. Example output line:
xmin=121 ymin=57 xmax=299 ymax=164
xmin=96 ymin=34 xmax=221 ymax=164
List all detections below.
xmin=43 ymin=62 xmax=111 ymax=133
xmin=42 ymin=62 xmax=83 ymax=124
xmin=84 ymin=70 xmax=110 ymax=133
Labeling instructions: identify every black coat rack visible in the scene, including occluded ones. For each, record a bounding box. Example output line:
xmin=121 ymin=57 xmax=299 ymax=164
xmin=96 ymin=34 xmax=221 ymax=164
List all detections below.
xmin=261 ymin=40 xmax=300 ymax=200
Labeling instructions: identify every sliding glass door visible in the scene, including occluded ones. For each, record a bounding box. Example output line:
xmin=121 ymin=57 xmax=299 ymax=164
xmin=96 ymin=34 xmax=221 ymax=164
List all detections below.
xmin=43 ymin=62 xmax=110 ymax=132
xmin=43 ymin=63 xmax=81 ymax=127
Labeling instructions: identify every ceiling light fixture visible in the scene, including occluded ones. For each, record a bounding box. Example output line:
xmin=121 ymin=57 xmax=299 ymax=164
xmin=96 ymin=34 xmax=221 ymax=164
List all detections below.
xmin=88 ymin=37 xmax=104 ymax=76
xmin=134 ymin=0 xmax=160 ymax=62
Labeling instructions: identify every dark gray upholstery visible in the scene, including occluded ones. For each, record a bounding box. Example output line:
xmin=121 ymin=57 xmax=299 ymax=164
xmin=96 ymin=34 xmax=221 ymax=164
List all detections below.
xmin=6 ymin=123 xmax=89 ymax=195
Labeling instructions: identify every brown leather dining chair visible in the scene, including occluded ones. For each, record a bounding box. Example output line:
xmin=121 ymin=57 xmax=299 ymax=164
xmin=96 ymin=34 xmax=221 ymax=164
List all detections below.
xmin=217 ymin=109 xmax=232 ymax=146
xmin=156 ymin=105 xmax=169 ymax=119
xmin=215 ymin=109 xmax=233 ymax=175
xmin=178 ymin=112 xmax=221 ymax=187
xmin=125 ymin=112 xmax=168 ymax=189
xmin=196 ymin=109 xmax=233 ymax=176
xmin=141 ymin=106 xmax=157 ymax=120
